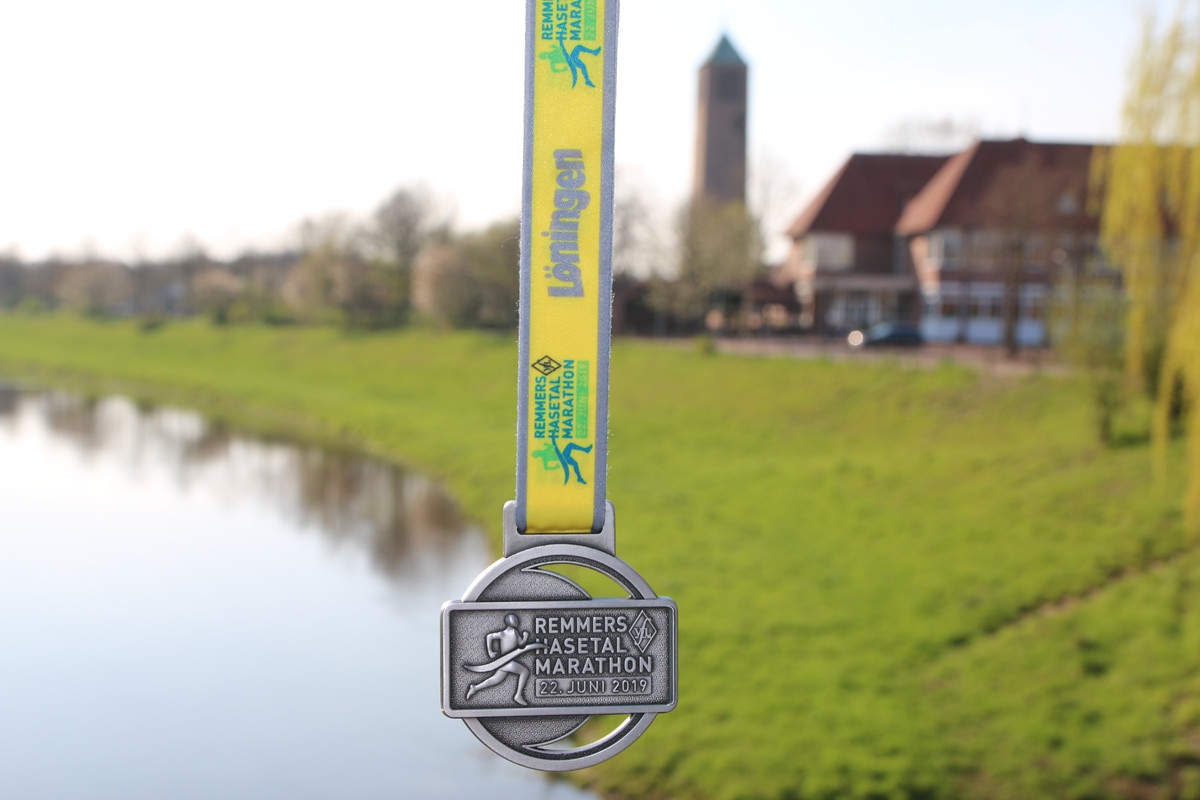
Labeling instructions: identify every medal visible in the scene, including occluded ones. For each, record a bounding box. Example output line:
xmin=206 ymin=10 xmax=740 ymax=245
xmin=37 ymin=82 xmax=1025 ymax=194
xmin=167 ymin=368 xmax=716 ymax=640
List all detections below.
xmin=440 ymin=0 xmax=677 ymax=771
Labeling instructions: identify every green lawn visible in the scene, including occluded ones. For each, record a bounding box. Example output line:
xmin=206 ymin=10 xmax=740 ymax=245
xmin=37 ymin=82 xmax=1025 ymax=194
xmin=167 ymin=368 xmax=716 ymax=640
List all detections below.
xmin=0 ymin=314 xmax=1194 ymax=800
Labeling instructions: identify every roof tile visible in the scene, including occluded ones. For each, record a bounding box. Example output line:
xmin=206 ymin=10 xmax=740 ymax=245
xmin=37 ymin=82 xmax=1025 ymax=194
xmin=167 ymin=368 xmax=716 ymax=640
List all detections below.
xmin=787 ymin=153 xmax=951 ymax=238
xmin=894 ymin=138 xmax=1099 ymax=234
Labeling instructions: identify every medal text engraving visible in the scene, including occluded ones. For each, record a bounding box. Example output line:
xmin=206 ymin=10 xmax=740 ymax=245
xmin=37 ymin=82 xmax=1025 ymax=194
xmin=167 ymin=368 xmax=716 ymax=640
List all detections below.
xmin=442 ymin=599 xmax=677 ymax=719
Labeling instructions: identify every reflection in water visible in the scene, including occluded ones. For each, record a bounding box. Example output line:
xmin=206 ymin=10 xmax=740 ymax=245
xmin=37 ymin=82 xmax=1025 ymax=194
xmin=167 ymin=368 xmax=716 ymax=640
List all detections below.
xmin=1 ymin=389 xmax=471 ymax=586
xmin=0 ymin=386 xmax=596 ymax=800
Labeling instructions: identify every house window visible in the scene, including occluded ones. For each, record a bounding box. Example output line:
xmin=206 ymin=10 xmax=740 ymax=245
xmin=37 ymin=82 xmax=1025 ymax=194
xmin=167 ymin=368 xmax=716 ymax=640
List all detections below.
xmin=968 ymin=297 xmax=991 ymax=319
xmin=941 ymin=296 xmax=960 ymax=318
xmin=1020 ymin=286 xmax=1046 ymax=320
xmin=929 ymin=230 xmax=962 ymax=269
xmin=805 ymin=234 xmax=854 ymax=271
xmin=1023 ymin=234 xmax=1048 ymax=264
xmin=967 ymin=285 xmax=1004 ymax=319
xmin=969 ymin=231 xmax=1001 ymax=269
xmin=843 ymin=292 xmax=871 ymax=328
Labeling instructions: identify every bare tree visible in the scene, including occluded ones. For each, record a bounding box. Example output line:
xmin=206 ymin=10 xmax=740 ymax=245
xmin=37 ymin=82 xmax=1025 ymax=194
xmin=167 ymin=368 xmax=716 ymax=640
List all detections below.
xmin=883 ymin=117 xmax=980 ymax=154
xmin=748 ymin=148 xmax=803 ymax=265
xmin=612 ymin=167 xmax=667 ymax=279
xmin=369 ymin=185 xmax=448 ymax=321
xmin=374 ymin=187 xmax=436 ymax=267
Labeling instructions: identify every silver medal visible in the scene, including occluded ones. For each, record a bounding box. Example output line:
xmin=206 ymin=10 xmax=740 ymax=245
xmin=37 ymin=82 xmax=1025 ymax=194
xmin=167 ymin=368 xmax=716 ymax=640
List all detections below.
xmin=441 ymin=502 xmax=677 ymax=771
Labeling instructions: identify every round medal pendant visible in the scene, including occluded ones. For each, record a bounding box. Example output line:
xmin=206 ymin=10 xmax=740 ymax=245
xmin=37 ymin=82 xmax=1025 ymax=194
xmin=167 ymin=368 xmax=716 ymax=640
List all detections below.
xmin=440 ymin=505 xmax=677 ymax=771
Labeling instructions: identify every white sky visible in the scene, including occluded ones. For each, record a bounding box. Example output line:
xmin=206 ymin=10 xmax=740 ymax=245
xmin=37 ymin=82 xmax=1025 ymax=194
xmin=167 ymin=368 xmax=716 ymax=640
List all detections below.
xmin=0 ymin=0 xmax=1158 ymax=262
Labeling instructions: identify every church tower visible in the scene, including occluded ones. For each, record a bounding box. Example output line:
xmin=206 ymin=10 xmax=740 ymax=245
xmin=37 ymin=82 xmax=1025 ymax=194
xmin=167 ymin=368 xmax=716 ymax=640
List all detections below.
xmin=693 ymin=35 xmax=748 ymax=206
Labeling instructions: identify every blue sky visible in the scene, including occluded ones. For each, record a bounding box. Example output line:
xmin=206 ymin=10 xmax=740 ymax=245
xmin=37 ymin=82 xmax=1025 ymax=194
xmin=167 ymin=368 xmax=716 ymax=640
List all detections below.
xmin=0 ymin=0 xmax=1157 ymax=261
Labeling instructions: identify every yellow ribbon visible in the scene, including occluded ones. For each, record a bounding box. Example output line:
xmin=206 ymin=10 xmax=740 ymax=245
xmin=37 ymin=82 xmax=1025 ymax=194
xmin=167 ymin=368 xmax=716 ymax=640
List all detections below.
xmin=517 ymin=0 xmax=616 ymax=533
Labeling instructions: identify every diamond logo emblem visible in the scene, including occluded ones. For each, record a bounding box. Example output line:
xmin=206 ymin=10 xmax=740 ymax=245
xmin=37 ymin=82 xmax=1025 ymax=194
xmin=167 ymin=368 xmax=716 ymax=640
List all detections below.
xmin=531 ymin=355 xmax=562 ymax=376
xmin=629 ymin=611 xmax=658 ymax=653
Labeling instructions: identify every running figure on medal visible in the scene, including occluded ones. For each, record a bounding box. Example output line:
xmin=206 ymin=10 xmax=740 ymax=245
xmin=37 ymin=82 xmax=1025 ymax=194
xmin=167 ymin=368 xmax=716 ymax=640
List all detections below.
xmin=464 ymin=614 xmax=546 ymax=705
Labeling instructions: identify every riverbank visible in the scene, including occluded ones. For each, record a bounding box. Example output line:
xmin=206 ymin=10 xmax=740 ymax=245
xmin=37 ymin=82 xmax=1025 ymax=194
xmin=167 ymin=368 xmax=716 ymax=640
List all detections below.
xmin=0 ymin=314 xmax=1194 ymax=800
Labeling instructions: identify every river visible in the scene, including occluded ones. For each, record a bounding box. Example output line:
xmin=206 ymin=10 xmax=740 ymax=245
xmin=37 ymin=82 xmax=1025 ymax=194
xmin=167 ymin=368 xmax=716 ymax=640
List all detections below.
xmin=0 ymin=385 xmax=597 ymax=800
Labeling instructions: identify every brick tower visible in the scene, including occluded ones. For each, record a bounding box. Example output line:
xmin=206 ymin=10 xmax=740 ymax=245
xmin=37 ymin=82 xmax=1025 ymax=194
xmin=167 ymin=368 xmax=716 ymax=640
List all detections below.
xmin=693 ymin=35 xmax=748 ymax=206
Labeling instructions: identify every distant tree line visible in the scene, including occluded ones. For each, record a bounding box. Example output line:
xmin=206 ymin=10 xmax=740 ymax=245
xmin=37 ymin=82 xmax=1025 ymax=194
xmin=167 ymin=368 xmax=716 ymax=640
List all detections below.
xmin=0 ymin=183 xmax=772 ymax=336
xmin=0 ymin=186 xmax=522 ymax=331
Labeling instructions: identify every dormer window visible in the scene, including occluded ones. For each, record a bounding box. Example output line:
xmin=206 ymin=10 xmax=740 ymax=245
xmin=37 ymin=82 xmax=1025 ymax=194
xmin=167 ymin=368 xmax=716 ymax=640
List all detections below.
xmin=803 ymin=234 xmax=854 ymax=271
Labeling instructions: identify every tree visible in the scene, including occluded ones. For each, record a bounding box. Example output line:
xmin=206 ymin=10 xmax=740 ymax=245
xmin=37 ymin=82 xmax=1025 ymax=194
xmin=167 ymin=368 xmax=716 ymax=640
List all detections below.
xmin=56 ymin=262 xmax=134 ymax=317
xmin=882 ymin=117 xmax=979 ymax=154
xmin=748 ymin=148 xmax=803 ymax=267
xmin=284 ymin=215 xmax=367 ymax=326
xmin=0 ymin=256 xmax=24 ymax=310
xmin=1100 ymin=3 xmax=1200 ymax=526
xmin=369 ymin=186 xmax=447 ymax=321
xmin=663 ymin=197 xmax=763 ymax=327
xmin=374 ymin=187 xmax=436 ymax=265
xmin=459 ymin=219 xmax=520 ymax=328
xmin=280 ymin=213 xmax=409 ymax=328
xmin=412 ymin=219 xmax=520 ymax=329
xmin=168 ymin=235 xmax=211 ymax=314
xmin=414 ymin=244 xmax=480 ymax=328
xmin=191 ymin=267 xmax=244 ymax=324
xmin=1056 ymin=272 xmax=1126 ymax=444
xmin=612 ymin=167 xmax=667 ymax=279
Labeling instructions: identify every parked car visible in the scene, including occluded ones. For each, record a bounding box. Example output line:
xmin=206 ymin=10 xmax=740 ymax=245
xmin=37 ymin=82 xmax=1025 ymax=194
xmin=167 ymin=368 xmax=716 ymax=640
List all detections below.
xmin=847 ymin=322 xmax=924 ymax=348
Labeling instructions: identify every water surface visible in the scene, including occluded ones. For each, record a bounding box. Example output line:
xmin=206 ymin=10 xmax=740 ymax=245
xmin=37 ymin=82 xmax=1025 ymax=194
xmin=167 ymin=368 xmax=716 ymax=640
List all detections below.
xmin=0 ymin=387 xmax=595 ymax=800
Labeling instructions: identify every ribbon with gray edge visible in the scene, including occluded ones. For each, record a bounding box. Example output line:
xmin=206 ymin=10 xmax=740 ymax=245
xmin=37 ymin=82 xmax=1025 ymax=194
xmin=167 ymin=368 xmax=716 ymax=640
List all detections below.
xmin=515 ymin=0 xmax=618 ymax=535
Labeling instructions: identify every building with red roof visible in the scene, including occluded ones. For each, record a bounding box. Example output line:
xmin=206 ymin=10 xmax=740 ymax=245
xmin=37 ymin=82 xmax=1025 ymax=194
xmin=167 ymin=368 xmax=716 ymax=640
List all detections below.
xmin=783 ymin=152 xmax=949 ymax=333
xmin=781 ymin=138 xmax=1102 ymax=346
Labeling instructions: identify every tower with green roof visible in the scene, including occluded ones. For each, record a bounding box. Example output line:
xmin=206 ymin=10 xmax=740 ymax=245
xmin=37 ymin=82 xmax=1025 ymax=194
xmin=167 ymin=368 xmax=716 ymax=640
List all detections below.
xmin=693 ymin=34 xmax=748 ymax=206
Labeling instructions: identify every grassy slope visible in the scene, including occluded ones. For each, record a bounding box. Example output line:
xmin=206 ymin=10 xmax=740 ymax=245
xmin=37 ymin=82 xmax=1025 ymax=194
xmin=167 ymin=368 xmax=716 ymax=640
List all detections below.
xmin=0 ymin=315 xmax=1194 ymax=800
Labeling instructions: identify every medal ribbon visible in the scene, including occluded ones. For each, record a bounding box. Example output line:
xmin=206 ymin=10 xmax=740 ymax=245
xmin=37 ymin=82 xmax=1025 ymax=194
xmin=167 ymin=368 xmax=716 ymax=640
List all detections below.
xmin=516 ymin=0 xmax=618 ymax=533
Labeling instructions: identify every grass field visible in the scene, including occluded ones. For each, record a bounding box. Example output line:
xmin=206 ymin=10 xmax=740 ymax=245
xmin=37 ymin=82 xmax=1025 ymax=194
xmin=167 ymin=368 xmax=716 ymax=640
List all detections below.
xmin=0 ymin=314 xmax=1195 ymax=800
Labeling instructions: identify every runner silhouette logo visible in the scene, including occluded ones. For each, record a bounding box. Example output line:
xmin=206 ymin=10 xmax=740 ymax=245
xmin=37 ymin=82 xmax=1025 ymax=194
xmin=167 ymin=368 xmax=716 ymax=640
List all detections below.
xmin=538 ymin=41 xmax=602 ymax=88
xmin=532 ymin=438 xmax=593 ymax=485
xmin=463 ymin=614 xmax=546 ymax=706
